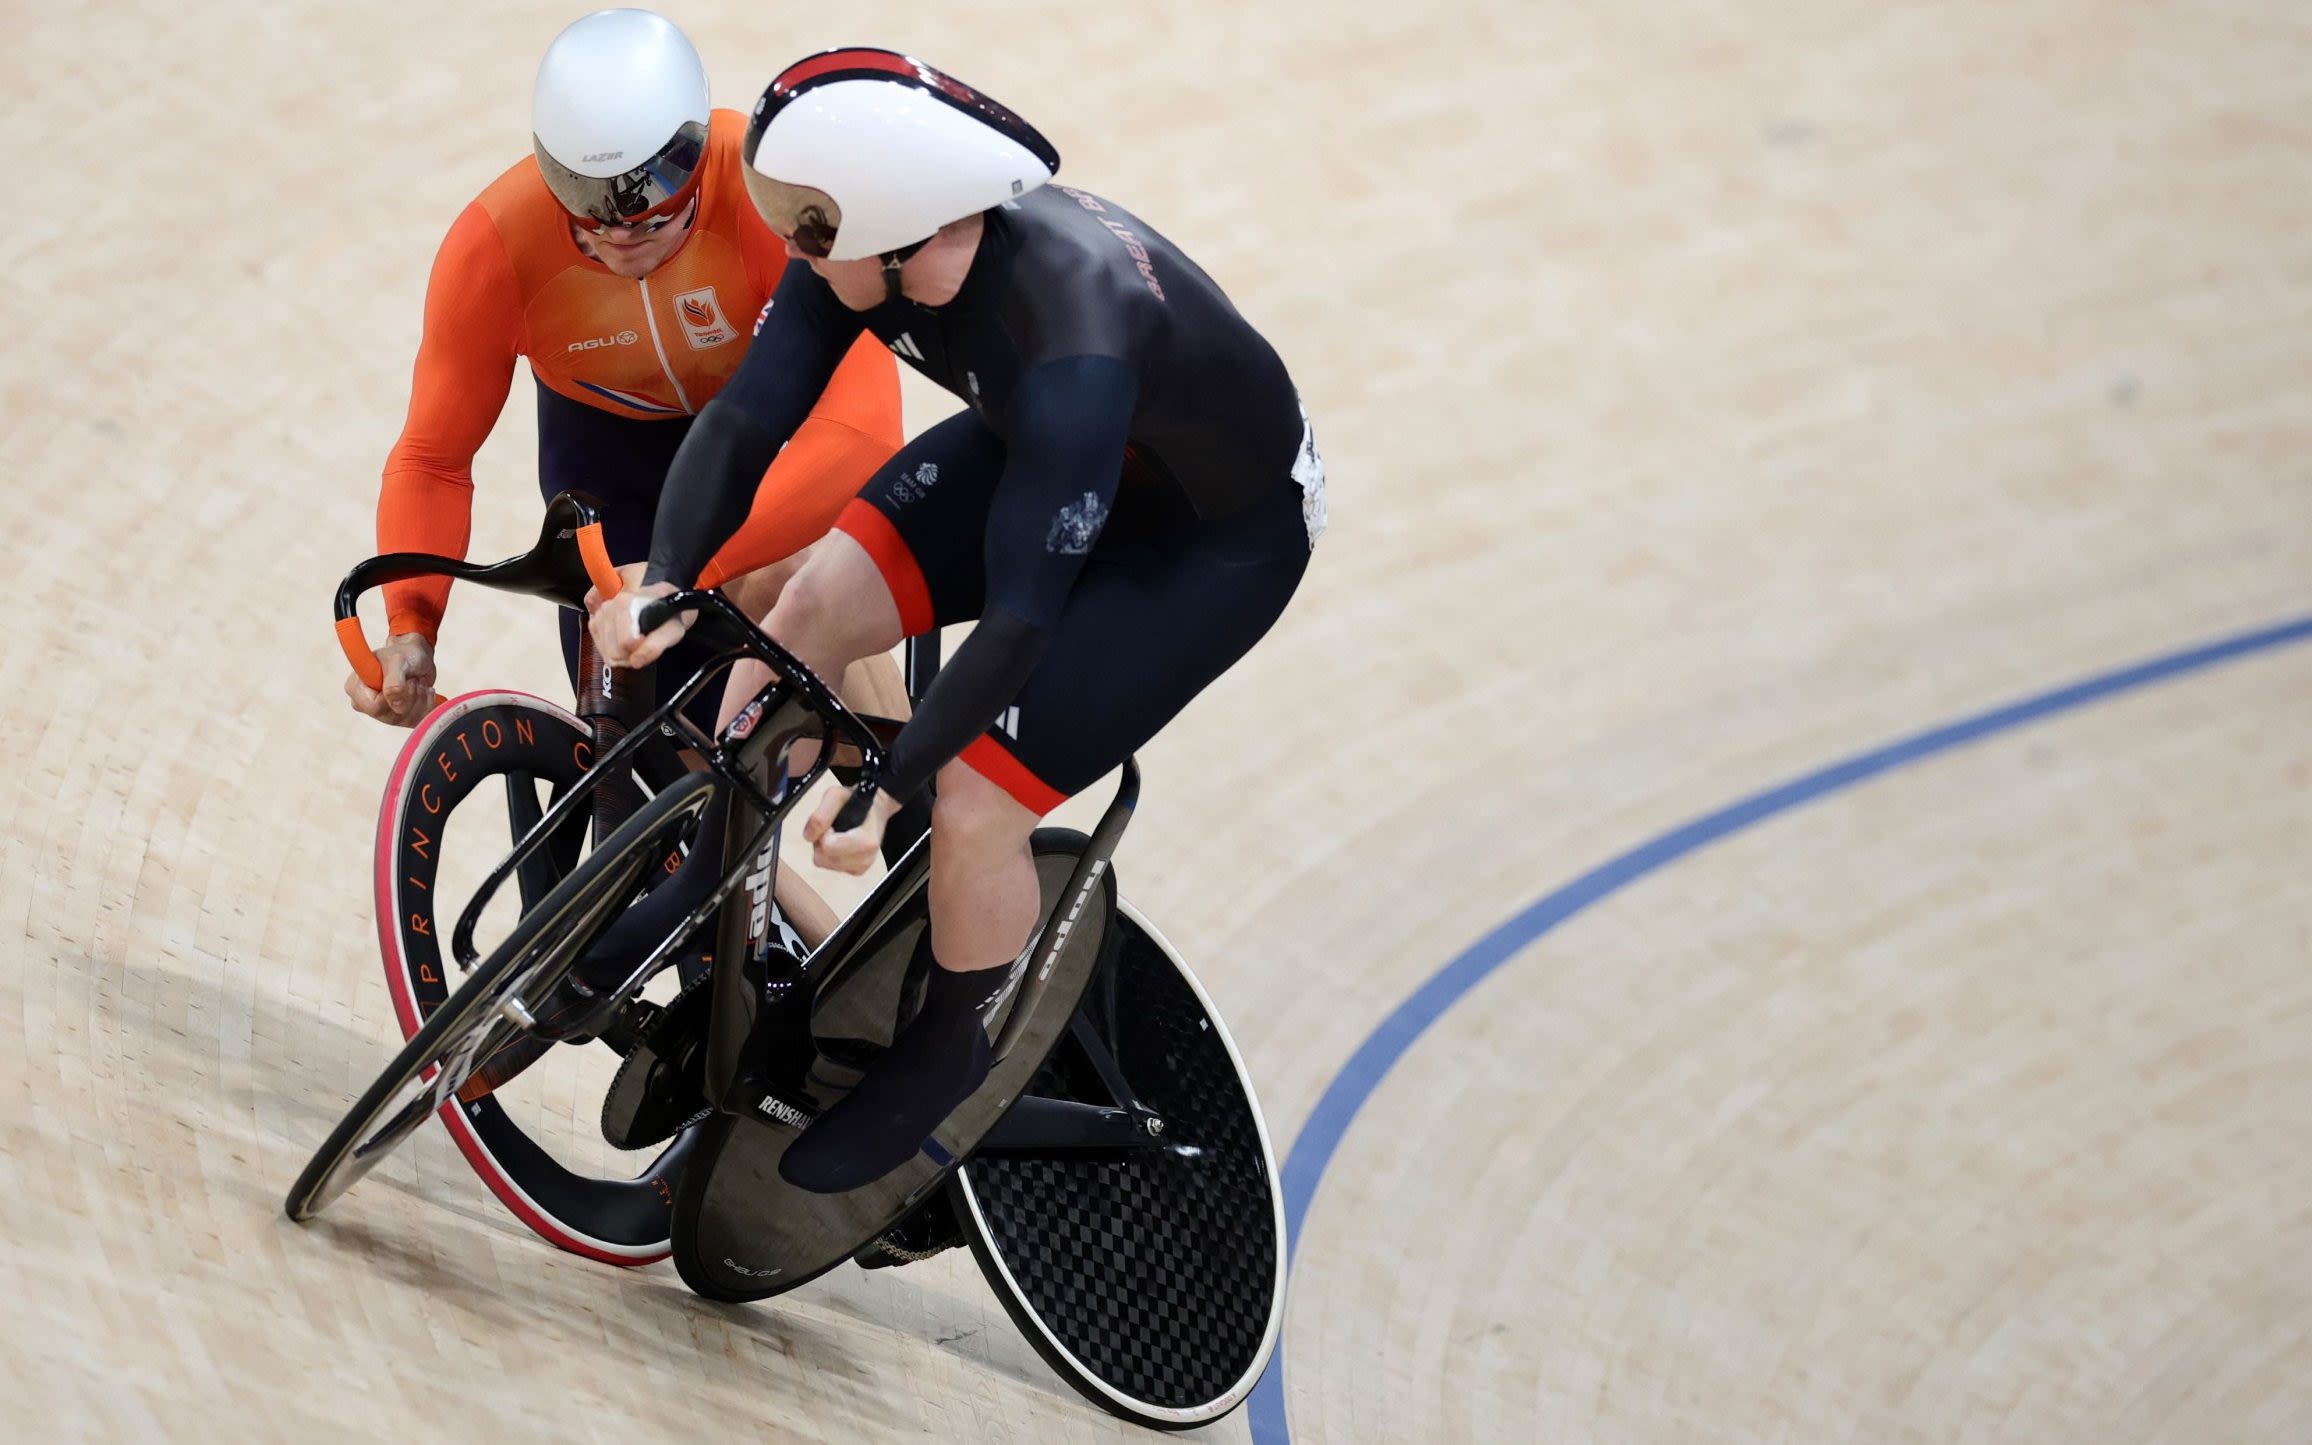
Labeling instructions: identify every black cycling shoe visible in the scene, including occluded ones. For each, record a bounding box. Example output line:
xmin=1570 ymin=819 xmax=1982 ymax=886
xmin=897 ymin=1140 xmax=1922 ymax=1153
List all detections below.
xmin=777 ymin=1016 xmax=992 ymax=1194
xmin=777 ymin=1032 xmax=991 ymax=1194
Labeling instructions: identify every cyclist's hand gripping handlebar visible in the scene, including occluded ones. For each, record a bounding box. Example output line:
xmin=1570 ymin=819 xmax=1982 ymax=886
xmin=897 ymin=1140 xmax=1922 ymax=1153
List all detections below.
xmin=831 ymin=775 xmax=881 ymax=833
xmin=333 ymin=505 xmax=624 ymax=691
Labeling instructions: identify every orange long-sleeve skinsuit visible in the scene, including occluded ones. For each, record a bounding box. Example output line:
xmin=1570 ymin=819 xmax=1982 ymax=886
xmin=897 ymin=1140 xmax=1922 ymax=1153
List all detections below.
xmin=376 ymin=108 xmax=900 ymax=644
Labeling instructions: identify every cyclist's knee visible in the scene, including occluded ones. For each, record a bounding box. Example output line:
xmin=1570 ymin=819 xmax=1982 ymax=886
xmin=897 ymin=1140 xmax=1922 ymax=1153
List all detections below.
xmin=840 ymin=650 xmax=911 ymax=720
xmin=721 ymin=553 xmax=803 ymax=621
xmin=768 ymin=550 xmax=870 ymax=657
xmin=930 ymin=761 xmax=1038 ymax=849
xmin=761 ymin=568 xmax=838 ymax=678
xmin=769 ymin=535 xmax=901 ymax=657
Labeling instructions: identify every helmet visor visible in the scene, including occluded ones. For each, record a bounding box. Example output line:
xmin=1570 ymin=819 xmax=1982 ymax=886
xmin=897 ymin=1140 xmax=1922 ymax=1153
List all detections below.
xmin=536 ymin=120 xmax=709 ymax=228
xmin=741 ymin=169 xmax=841 ymax=258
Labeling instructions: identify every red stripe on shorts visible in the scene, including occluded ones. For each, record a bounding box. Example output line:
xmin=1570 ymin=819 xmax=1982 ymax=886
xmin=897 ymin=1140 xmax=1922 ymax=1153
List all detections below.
xmin=959 ymin=735 xmax=1068 ymax=816
xmin=835 ymin=497 xmax=934 ymax=637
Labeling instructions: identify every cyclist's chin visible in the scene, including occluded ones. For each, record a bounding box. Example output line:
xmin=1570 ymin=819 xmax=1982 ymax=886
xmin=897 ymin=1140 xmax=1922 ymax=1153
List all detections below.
xmin=813 ymin=256 xmax=890 ymax=311
xmin=590 ymin=241 xmax=672 ymax=279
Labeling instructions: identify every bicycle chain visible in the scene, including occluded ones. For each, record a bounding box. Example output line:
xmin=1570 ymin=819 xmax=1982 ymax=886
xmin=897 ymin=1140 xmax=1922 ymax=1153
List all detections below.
xmin=865 ymin=1236 xmax=958 ymax=1264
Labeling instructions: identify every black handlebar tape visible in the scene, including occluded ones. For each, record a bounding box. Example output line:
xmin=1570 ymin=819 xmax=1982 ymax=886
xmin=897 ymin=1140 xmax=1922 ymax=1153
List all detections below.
xmin=633 ymin=595 xmax=680 ymax=637
xmin=832 ymin=779 xmax=880 ymax=834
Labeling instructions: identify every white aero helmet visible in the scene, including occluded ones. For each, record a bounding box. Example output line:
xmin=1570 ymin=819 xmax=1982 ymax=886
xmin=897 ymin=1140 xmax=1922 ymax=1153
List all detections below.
xmin=742 ymin=49 xmax=1060 ymax=261
xmin=533 ymin=9 xmax=710 ymax=229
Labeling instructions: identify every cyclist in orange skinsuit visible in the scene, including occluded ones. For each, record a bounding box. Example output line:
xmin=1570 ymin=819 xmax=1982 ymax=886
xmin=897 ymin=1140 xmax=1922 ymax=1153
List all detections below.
xmin=346 ymin=10 xmax=902 ymax=731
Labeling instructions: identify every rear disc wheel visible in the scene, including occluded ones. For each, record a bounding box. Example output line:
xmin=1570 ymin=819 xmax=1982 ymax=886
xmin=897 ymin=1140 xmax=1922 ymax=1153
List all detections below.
xmin=952 ymin=902 xmax=1287 ymax=1429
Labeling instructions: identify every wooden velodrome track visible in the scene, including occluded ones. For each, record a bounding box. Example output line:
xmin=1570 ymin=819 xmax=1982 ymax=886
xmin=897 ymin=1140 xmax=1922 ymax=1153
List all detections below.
xmin=7 ymin=0 xmax=2309 ymax=1438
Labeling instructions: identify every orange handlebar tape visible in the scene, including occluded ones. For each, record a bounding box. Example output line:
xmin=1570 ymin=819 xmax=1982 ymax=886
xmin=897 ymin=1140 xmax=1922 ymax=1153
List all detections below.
xmin=338 ymin=615 xmax=385 ymax=691
xmin=578 ymin=522 xmax=623 ymax=600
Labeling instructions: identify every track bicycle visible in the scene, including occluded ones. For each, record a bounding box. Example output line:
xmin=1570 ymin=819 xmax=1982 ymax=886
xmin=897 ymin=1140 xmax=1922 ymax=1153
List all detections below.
xmin=287 ymin=494 xmax=1287 ymax=1427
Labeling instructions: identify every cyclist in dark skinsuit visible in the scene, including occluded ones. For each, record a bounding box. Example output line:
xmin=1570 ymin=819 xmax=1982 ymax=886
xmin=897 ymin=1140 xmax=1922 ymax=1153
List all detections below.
xmin=590 ymin=48 xmax=1327 ymax=1192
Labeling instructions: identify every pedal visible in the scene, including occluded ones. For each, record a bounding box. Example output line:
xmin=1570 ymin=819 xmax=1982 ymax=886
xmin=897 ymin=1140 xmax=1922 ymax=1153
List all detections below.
xmin=854 ymin=1190 xmax=964 ymax=1271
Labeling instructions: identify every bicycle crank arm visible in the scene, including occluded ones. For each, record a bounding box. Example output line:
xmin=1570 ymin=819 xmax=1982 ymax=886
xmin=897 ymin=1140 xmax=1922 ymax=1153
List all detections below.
xmin=976 ymin=1095 xmax=1166 ymax=1154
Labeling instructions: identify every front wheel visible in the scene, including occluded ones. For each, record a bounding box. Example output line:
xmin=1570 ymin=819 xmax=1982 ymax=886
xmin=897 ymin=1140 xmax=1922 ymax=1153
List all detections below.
xmin=372 ymin=690 xmax=726 ymax=1264
xmin=287 ymin=769 xmax=717 ymax=1223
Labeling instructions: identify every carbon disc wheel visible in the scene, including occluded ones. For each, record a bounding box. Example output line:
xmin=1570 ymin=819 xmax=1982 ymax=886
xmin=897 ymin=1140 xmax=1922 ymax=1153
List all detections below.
xmin=952 ymin=902 xmax=1287 ymax=1429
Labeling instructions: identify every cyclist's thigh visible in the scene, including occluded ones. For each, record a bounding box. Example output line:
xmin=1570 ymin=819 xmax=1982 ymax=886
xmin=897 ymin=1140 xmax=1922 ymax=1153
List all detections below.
xmin=972 ymin=483 xmax=1312 ymax=811
xmin=833 ymin=410 xmax=1007 ymax=636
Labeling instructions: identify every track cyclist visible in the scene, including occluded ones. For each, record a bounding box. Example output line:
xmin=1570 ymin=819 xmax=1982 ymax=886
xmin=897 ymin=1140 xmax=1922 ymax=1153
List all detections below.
xmin=590 ymin=48 xmax=1328 ymax=1192
xmin=345 ymin=10 xmax=905 ymax=734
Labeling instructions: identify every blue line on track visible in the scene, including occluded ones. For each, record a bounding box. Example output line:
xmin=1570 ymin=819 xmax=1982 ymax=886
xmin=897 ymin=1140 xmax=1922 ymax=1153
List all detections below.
xmin=1247 ymin=611 xmax=2312 ymax=1443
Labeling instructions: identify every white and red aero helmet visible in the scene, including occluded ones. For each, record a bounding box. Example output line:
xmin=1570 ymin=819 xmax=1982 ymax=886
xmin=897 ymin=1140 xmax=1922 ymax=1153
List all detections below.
xmin=741 ymin=49 xmax=1060 ymax=261
xmin=533 ymin=9 xmax=711 ymax=228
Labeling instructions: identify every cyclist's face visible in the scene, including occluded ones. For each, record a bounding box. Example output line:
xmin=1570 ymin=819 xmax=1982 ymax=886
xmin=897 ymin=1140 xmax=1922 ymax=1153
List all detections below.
xmin=573 ymin=199 xmax=699 ymax=278
xmin=776 ymin=234 xmax=885 ymax=310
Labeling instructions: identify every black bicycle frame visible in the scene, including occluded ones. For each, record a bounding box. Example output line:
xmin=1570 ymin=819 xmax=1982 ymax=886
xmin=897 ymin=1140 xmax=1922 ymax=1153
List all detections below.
xmin=334 ymin=492 xmax=1157 ymax=1150
xmin=456 ymin=588 xmax=893 ymax=1032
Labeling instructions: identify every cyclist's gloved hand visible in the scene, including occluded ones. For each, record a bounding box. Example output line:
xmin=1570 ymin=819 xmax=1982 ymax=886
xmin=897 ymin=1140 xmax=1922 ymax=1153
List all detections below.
xmin=345 ymin=632 xmax=438 ymax=728
xmin=586 ymin=565 xmax=689 ymax=668
xmin=804 ymin=782 xmax=902 ymax=877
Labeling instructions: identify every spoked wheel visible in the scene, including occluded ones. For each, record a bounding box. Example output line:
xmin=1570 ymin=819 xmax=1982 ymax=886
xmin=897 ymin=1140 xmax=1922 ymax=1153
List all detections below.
xmin=952 ymin=902 xmax=1288 ymax=1430
xmin=287 ymin=765 xmax=717 ymax=1224
xmin=370 ymin=693 xmax=786 ymax=1262
xmin=669 ymin=829 xmax=1116 ymax=1302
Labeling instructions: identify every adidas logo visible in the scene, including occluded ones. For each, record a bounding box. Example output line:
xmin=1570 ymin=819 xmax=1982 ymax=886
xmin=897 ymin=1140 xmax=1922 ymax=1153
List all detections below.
xmin=889 ymin=332 xmax=925 ymax=361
